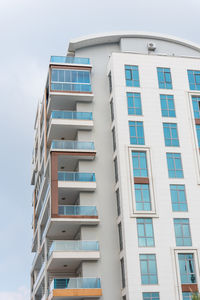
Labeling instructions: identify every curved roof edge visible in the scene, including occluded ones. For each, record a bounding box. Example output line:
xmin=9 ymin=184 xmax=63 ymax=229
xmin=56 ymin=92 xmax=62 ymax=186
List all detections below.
xmin=68 ymin=31 xmax=200 ymax=53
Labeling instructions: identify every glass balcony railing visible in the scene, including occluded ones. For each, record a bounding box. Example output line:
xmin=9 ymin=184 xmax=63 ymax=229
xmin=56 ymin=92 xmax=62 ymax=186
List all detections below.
xmin=50 ymin=278 xmax=101 ymax=291
xmin=58 ymin=205 xmax=97 ymax=216
xmin=50 ymin=56 xmax=90 ymax=65
xmin=48 ymin=240 xmax=99 ymax=257
xmin=58 ymin=172 xmax=95 ymax=182
xmin=51 ymin=82 xmax=91 ymax=92
xmin=51 ymin=110 xmax=93 ymax=120
xmin=51 ymin=140 xmax=95 ymax=150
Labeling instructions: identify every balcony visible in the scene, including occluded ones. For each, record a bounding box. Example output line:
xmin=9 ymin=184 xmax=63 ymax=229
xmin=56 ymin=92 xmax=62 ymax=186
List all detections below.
xmin=48 ymin=278 xmax=102 ymax=299
xmin=50 ymin=56 xmax=91 ymax=65
xmin=46 ymin=206 xmax=99 ymax=239
xmin=58 ymin=172 xmax=96 ymax=191
xmin=48 ymin=68 xmax=93 ymax=111
xmin=47 ymin=111 xmax=93 ymax=142
xmin=47 ymin=240 xmax=100 ymax=271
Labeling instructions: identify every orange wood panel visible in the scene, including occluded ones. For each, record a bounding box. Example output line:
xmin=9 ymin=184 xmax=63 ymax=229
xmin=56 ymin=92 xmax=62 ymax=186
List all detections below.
xmin=52 ymin=288 xmax=102 ymax=297
xmin=181 ymin=284 xmax=198 ymax=292
xmin=134 ymin=177 xmax=149 ymax=184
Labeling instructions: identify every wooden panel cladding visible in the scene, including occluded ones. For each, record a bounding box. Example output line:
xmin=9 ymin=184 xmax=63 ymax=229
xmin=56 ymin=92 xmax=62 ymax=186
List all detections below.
xmin=50 ymin=65 xmax=92 ymax=71
xmin=134 ymin=177 xmax=149 ymax=184
xmin=181 ymin=284 xmax=198 ymax=292
xmin=52 ymin=288 xmax=102 ymax=297
xmin=51 ymin=151 xmax=96 ymax=157
xmin=52 ymin=214 xmax=98 ymax=219
xmin=195 ymin=118 xmax=200 ymax=125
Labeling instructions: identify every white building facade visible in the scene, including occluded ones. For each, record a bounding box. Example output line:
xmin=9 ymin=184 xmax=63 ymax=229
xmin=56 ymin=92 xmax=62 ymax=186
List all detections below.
xmin=31 ymin=32 xmax=200 ymax=300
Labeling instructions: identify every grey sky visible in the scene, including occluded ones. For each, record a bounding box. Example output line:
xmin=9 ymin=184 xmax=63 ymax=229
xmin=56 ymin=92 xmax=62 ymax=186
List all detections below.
xmin=0 ymin=0 xmax=200 ymax=298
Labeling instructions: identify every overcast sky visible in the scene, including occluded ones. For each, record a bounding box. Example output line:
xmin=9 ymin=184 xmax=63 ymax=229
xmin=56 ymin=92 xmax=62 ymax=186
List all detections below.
xmin=0 ymin=0 xmax=200 ymax=299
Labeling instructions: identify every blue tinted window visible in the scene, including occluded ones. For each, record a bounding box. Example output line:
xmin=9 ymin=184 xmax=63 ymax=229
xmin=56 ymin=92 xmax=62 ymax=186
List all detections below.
xmin=160 ymin=95 xmax=176 ymax=117
xmin=192 ymin=96 xmax=200 ymax=118
xmin=170 ymin=185 xmax=188 ymax=211
xmin=188 ymin=70 xmax=200 ymax=90
xmin=129 ymin=121 xmax=145 ymax=145
xmin=196 ymin=124 xmax=200 ymax=147
xmin=127 ymin=92 xmax=142 ymax=115
xmin=178 ymin=254 xmax=196 ymax=284
xmin=174 ymin=219 xmax=192 ymax=246
xmin=137 ymin=219 xmax=155 ymax=247
xmin=125 ymin=65 xmax=140 ymax=87
xmin=143 ymin=292 xmax=160 ymax=300
xmin=163 ymin=123 xmax=179 ymax=146
xmin=51 ymin=68 xmax=91 ymax=92
xmin=157 ymin=68 xmax=172 ymax=89
xmin=135 ymin=184 xmax=151 ymax=211
xmin=132 ymin=152 xmax=148 ymax=177
xmin=140 ymin=254 xmax=158 ymax=284
xmin=182 ymin=292 xmax=193 ymax=300
xmin=166 ymin=153 xmax=183 ymax=178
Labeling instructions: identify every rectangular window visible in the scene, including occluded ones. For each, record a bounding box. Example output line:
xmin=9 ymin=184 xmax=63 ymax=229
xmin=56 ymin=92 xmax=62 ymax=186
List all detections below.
xmin=125 ymin=65 xmax=140 ymax=87
xmin=192 ymin=95 xmax=200 ymax=118
xmin=157 ymin=67 xmax=172 ymax=89
xmin=108 ymin=72 xmax=112 ymax=93
xmin=188 ymin=70 xmax=200 ymax=90
xmin=195 ymin=124 xmax=200 ymax=147
xmin=140 ymin=254 xmax=158 ymax=284
xmin=127 ymin=92 xmax=142 ymax=115
xmin=182 ymin=292 xmax=193 ymax=300
xmin=170 ymin=185 xmax=188 ymax=211
xmin=132 ymin=152 xmax=148 ymax=177
xmin=143 ymin=292 xmax=160 ymax=300
xmin=135 ymin=184 xmax=151 ymax=211
xmin=121 ymin=257 xmax=126 ymax=288
xmin=129 ymin=121 xmax=145 ymax=145
xmin=110 ymin=99 xmax=114 ymax=121
xmin=160 ymin=94 xmax=176 ymax=117
xmin=178 ymin=254 xmax=196 ymax=284
xmin=114 ymin=157 xmax=118 ymax=183
xmin=174 ymin=219 xmax=192 ymax=246
xmin=116 ymin=189 xmax=121 ymax=216
xmin=51 ymin=68 xmax=91 ymax=92
xmin=163 ymin=123 xmax=179 ymax=146
xmin=137 ymin=218 xmax=155 ymax=247
xmin=118 ymin=222 xmax=123 ymax=251
xmin=112 ymin=127 xmax=116 ymax=151
xmin=166 ymin=153 xmax=183 ymax=178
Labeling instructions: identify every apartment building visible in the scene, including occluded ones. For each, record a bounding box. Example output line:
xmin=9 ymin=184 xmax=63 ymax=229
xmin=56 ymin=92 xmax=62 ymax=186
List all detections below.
xmin=31 ymin=32 xmax=200 ymax=300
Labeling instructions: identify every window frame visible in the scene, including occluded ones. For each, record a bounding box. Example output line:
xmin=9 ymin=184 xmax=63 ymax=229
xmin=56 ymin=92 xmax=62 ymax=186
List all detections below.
xmin=170 ymin=184 xmax=188 ymax=212
xmin=174 ymin=218 xmax=192 ymax=246
xmin=139 ymin=254 xmax=158 ymax=285
xmin=129 ymin=121 xmax=145 ymax=145
xmin=127 ymin=92 xmax=142 ymax=115
xmin=157 ymin=67 xmax=172 ymax=89
xmin=163 ymin=123 xmax=179 ymax=147
xmin=125 ymin=65 xmax=140 ymax=87
xmin=166 ymin=152 xmax=184 ymax=178
xmin=160 ymin=94 xmax=176 ymax=117
xmin=137 ymin=218 xmax=155 ymax=247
